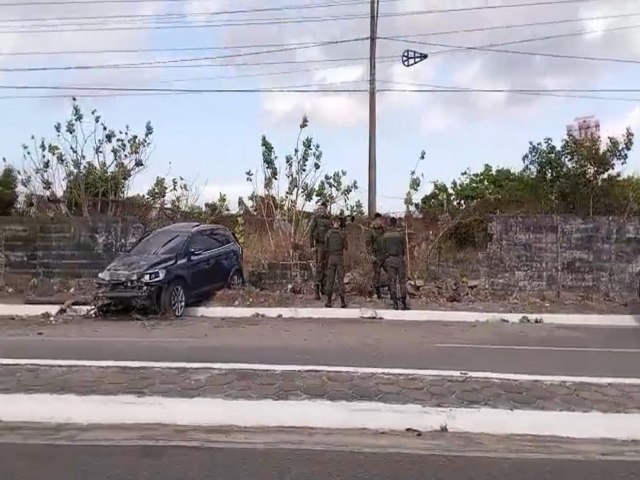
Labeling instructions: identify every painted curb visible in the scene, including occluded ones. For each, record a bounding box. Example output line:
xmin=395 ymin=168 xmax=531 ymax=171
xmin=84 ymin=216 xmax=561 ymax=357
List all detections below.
xmin=2 ymin=393 xmax=640 ymax=440
xmin=0 ymin=304 xmax=637 ymax=327
xmin=3 ymin=358 xmax=640 ymax=385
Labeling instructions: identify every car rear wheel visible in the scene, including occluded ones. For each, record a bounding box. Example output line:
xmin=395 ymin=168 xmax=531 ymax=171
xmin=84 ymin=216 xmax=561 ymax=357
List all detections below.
xmin=228 ymin=270 xmax=243 ymax=290
xmin=161 ymin=281 xmax=187 ymax=317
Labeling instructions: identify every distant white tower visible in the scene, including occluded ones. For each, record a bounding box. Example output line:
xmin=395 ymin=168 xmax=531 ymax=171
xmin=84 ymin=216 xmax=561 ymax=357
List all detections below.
xmin=566 ymin=116 xmax=600 ymax=139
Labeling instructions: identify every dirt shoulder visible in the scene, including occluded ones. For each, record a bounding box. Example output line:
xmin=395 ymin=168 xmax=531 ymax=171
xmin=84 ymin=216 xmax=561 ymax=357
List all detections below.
xmin=207 ymin=289 xmax=640 ymax=315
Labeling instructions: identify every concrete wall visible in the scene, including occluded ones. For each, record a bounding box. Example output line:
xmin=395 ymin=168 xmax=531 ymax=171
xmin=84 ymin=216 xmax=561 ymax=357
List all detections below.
xmin=0 ymin=216 xmax=144 ymax=279
xmin=486 ymin=215 xmax=640 ymax=299
xmin=2 ymin=215 xmax=640 ymax=300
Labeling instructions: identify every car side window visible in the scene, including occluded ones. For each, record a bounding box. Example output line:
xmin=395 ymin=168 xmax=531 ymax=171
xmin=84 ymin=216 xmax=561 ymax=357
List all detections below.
xmin=189 ymin=233 xmax=218 ymax=252
xmin=210 ymin=230 xmax=232 ymax=247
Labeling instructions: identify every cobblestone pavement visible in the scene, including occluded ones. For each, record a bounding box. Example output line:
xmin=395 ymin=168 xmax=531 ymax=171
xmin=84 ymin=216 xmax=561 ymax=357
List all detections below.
xmin=2 ymin=366 xmax=639 ymax=413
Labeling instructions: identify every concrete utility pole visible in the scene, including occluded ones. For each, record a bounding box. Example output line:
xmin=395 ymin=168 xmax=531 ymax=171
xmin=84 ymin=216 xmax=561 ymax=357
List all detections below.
xmin=367 ymin=0 xmax=380 ymax=217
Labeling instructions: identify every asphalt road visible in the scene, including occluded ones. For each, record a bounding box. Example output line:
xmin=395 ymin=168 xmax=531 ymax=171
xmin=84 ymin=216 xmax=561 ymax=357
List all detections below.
xmin=1 ymin=318 xmax=639 ymax=377
xmin=1 ymin=443 xmax=639 ymax=480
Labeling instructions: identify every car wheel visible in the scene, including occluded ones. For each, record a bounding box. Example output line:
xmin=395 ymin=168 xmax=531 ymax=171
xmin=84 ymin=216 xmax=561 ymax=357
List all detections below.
xmin=161 ymin=281 xmax=187 ymax=317
xmin=228 ymin=270 xmax=243 ymax=290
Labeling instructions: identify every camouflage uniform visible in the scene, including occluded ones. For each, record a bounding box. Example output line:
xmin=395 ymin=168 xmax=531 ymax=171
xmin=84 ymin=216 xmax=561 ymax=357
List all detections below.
xmin=309 ymin=211 xmax=332 ymax=299
xmin=366 ymin=219 xmax=386 ymax=299
xmin=382 ymin=228 xmax=408 ymax=310
xmin=323 ymin=225 xmax=348 ymax=308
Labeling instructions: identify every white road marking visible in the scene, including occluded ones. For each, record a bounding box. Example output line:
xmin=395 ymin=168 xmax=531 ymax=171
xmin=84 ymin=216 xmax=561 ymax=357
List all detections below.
xmin=2 ymin=358 xmax=639 ymax=385
xmin=436 ymin=344 xmax=640 ymax=353
xmin=1 ymin=393 xmax=639 ymax=440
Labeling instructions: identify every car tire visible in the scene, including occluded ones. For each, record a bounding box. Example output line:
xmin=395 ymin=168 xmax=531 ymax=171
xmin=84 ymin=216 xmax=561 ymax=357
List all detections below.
xmin=161 ymin=280 xmax=187 ymax=318
xmin=227 ymin=269 xmax=244 ymax=290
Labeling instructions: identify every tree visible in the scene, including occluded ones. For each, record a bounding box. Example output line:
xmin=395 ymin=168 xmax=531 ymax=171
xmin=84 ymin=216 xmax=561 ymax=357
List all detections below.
xmin=404 ymin=150 xmax=425 ymax=215
xmin=20 ymin=98 xmax=153 ymax=216
xmin=522 ymin=137 xmax=567 ymax=212
xmin=315 ymin=170 xmax=358 ymax=213
xmin=420 ymin=181 xmax=453 ymax=216
xmin=204 ymin=193 xmax=231 ymax=220
xmin=521 ymin=128 xmax=634 ymax=216
xmin=0 ymin=162 xmax=19 ymax=215
xmin=145 ymin=176 xmax=200 ymax=213
xmin=563 ymin=128 xmax=634 ymax=216
xmin=246 ymin=115 xmax=360 ymax=249
xmin=419 ymin=127 xmax=636 ymax=219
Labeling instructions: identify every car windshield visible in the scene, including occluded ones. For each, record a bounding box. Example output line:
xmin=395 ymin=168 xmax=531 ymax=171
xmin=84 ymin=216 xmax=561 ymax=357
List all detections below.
xmin=130 ymin=231 xmax=187 ymax=256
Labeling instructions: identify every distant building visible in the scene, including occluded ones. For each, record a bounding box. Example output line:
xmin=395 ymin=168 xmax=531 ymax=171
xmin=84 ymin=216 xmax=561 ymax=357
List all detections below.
xmin=566 ymin=116 xmax=600 ymax=139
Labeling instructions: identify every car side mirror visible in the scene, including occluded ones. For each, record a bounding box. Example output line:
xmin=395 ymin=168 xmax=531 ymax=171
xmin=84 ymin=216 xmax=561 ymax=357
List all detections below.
xmin=189 ymin=247 xmax=204 ymax=257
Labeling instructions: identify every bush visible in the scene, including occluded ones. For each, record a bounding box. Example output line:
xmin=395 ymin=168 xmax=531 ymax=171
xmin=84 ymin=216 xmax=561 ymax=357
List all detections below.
xmin=0 ymin=164 xmax=19 ymax=215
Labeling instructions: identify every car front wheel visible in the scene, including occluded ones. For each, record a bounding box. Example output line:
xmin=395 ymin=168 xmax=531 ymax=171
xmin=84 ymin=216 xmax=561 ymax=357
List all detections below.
xmin=161 ymin=281 xmax=187 ymax=317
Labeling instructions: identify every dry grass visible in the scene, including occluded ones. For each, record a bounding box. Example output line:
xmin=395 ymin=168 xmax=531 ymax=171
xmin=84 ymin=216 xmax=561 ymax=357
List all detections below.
xmin=238 ymin=219 xmax=478 ymax=296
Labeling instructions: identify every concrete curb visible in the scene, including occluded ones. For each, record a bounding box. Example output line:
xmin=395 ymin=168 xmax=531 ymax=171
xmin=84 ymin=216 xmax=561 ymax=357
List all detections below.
xmin=2 ymin=393 xmax=640 ymax=440
xmin=0 ymin=304 xmax=637 ymax=327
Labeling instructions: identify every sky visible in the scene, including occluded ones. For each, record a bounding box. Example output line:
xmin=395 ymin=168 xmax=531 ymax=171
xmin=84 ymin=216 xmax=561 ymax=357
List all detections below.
xmin=1 ymin=0 xmax=640 ymax=213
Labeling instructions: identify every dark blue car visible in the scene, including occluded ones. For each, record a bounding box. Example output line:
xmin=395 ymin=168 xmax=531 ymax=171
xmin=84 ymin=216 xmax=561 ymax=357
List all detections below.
xmin=96 ymin=222 xmax=244 ymax=317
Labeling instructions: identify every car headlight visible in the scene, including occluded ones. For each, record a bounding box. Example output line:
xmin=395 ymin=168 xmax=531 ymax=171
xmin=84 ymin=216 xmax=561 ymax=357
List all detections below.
xmin=142 ymin=269 xmax=166 ymax=283
xmin=97 ymin=271 xmax=110 ymax=281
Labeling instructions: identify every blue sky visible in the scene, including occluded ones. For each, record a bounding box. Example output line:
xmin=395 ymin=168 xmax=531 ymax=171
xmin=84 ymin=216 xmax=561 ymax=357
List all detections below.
xmin=1 ymin=0 xmax=639 ymax=213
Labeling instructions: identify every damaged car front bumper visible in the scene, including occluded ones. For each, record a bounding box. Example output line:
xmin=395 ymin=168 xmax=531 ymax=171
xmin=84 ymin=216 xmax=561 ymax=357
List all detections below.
xmin=95 ymin=271 xmax=166 ymax=310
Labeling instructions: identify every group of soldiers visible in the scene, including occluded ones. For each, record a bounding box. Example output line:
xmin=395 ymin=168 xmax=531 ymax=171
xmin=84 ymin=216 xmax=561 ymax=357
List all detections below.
xmin=309 ymin=202 xmax=409 ymax=310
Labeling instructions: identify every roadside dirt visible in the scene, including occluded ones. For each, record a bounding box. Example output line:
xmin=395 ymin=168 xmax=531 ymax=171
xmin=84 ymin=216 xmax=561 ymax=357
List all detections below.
xmin=209 ymin=288 xmax=640 ymax=315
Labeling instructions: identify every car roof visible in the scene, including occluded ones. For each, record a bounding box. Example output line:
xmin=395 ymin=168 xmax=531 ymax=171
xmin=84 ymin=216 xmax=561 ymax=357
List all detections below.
xmin=156 ymin=222 xmax=231 ymax=234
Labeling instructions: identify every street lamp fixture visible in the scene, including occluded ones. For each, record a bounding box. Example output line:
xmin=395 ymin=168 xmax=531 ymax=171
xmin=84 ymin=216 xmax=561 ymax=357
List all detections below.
xmin=402 ymin=49 xmax=429 ymax=68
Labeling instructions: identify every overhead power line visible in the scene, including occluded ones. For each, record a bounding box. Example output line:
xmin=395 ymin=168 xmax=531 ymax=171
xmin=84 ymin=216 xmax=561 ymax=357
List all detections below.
xmin=393 ymin=38 xmax=640 ymax=65
xmin=1 ymin=84 xmax=639 ymax=94
xmin=0 ymin=37 xmax=368 ymax=72
xmin=378 ymin=80 xmax=640 ymax=102
xmin=1 ymin=12 xmax=637 ymax=58
xmin=0 ymin=0 xmax=624 ymax=34
xmin=382 ymin=23 xmax=640 ymax=57
xmin=0 ymin=38 xmax=365 ymax=57
xmin=0 ymin=0 xmax=391 ymax=6
xmin=1 ymin=22 xmax=635 ymax=73
xmin=0 ymin=0 xmax=402 ymax=23
xmin=0 ymin=54 xmax=394 ymax=73
xmin=392 ymin=12 xmax=640 ymax=42
xmin=0 ymin=0 xmax=615 ymax=11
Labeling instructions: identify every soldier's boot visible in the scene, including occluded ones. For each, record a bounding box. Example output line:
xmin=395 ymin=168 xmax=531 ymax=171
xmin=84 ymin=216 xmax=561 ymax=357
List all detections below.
xmin=324 ymin=293 xmax=333 ymax=308
xmin=400 ymin=297 xmax=409 ymax=311
xmin=391 ymin=295 xmax=399 ymax=310
xmin=314 ymin=283 xmax=321 ymax=300
xmin=374 ymin=286 xmax=382 ymax=300
xmin=340 ymin=294 xmax=347 ymax=309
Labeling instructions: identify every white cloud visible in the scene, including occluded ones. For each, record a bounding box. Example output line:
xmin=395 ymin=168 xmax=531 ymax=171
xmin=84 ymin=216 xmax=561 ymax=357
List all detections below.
xmin=262 ymin=91 xmax=367 ymax=126
xmin=0 ymin=0 xmax=237 ymax=92
xmin=3 ymin=0 xmax=640 ymax=132
xmin=208 ymin=0 xmax=640 ymax=128
xmin=605 ymin=106 xmax=640 ymax=139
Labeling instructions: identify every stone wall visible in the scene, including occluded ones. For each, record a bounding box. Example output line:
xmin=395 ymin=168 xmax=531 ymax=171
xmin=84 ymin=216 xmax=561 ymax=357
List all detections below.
xmin=2 ymin=215 xmax=640 ymax=300
xmin=486 ymin=215 xmax=640 ymax=299
xmin=0 ymin=216 xmax=144 ymax=279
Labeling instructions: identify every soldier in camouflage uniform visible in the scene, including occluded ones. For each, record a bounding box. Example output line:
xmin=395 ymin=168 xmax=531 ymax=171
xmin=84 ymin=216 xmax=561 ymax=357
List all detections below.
xmin=366 ymin=213 xmax=386 ymax=299
xmin=309 ymin=202 xmax=332 ymax=300
xmin=382 ymin=216 xmax=409 ymax=310
xmin=323 ymin=216 xmax=348 ymax=308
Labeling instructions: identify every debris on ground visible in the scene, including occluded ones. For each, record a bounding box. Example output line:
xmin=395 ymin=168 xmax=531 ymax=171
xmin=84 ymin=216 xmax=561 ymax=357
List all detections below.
xmin=519 ymin=315 xmax=544 ymax=324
